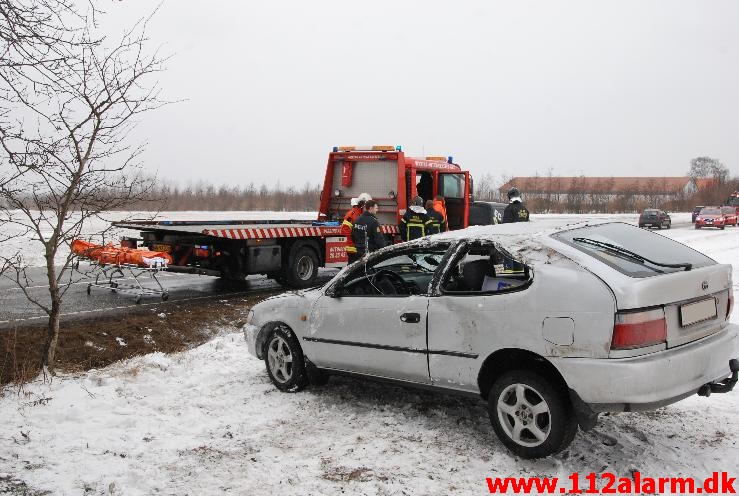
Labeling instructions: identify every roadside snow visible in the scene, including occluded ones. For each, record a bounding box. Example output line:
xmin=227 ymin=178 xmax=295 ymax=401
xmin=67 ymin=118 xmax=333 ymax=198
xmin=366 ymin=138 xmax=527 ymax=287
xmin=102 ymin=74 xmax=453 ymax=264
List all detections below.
xmin=2 ymin=213 xmax=739 ymax=495
xmin=1 ymin=332 xmax=737 ymax=495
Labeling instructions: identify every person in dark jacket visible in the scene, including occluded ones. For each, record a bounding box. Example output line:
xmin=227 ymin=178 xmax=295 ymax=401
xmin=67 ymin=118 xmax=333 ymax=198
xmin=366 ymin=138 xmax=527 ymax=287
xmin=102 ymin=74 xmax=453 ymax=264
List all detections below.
xmin=352 ymin=200 xmax=388 ymax=257
xmin=502 ymin=187 xmax=530 ymax=223
xmin=424 ymin=199 xmax=445 ymax=235
xmin=399 ymin=196 xmax=428 ymax=241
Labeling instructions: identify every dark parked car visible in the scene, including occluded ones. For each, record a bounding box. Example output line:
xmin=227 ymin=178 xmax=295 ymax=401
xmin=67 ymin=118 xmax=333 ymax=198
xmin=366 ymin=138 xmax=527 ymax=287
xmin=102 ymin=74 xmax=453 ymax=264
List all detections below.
xmin=639 ymin=209 xmax=671 ymax=229
xmin=693 ymin=206 xmax=705 ymax=223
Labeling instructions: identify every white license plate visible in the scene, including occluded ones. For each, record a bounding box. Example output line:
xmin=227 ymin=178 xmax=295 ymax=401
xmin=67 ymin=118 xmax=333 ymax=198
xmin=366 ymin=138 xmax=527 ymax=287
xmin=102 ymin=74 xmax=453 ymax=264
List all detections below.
xmin=680 ymin=298 xmax=717 ymax=327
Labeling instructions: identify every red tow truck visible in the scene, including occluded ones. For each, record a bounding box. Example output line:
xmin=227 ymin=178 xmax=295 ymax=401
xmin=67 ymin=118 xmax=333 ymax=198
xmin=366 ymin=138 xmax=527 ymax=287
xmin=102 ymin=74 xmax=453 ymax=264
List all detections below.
xmin=114 ymin=146 xmax=503 ymax=288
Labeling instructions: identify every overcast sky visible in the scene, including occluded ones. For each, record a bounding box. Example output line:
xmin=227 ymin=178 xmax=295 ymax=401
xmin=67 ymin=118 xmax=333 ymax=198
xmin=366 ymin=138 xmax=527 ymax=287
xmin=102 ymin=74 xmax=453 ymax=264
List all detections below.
xmin=102 ymin=1 xmax=738 ymax=187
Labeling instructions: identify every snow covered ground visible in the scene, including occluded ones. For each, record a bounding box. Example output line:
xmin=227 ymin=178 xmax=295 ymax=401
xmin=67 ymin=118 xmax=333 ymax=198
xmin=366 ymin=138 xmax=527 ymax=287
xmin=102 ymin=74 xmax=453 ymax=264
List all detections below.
xmin=2 ymin=213 xmax=739 ymax=495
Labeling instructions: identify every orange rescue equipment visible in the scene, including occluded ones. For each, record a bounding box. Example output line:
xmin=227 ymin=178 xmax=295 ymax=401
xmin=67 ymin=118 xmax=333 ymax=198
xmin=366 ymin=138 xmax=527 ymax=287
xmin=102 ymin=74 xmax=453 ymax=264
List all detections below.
xmin=72 ymin=239 xmax=173 ymax=267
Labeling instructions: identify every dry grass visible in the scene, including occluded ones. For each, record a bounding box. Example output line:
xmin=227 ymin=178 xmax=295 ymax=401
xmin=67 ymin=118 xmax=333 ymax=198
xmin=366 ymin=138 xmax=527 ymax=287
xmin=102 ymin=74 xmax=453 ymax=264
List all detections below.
xmin=0 ymin=291 xmax=277 ymax=387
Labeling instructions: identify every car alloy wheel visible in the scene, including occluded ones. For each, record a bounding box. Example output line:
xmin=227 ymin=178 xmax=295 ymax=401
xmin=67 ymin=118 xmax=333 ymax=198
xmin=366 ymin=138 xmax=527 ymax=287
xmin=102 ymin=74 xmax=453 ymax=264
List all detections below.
xmin=496 ymin=383 xmax=552 ymax=447
xmin=264 ymin=325 xmax=309 ymax=392
xmin=487 ymin=370 xmax=577 ymax=458
xmin=267 ymin=335 xmax=294 ymax=383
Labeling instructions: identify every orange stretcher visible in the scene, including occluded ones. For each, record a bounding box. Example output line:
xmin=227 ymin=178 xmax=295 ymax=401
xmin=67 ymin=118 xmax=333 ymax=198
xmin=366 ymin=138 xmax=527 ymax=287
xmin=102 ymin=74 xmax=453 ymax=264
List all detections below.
xmin=72 ymin=239 xmax=171 ymax=303
xmin=72 ymin=240 xmax=173 ymax=267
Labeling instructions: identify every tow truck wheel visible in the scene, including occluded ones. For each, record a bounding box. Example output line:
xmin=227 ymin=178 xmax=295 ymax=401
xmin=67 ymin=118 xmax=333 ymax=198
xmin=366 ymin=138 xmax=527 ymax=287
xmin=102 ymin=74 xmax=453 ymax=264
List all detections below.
xmin=283 ymin=246 xmax=319 ymax=288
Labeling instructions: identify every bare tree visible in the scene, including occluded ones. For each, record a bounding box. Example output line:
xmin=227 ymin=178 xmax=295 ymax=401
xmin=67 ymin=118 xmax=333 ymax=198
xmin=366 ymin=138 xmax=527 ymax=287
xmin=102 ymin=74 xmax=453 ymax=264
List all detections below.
xmin=0 ymin=3 xmax=165 ymax=375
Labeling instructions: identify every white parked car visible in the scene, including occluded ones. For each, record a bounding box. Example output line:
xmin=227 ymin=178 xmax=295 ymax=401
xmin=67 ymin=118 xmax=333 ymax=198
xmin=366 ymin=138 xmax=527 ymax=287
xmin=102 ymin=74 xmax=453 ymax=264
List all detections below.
xmin=244 ymin=220 xmax=739 ymax=458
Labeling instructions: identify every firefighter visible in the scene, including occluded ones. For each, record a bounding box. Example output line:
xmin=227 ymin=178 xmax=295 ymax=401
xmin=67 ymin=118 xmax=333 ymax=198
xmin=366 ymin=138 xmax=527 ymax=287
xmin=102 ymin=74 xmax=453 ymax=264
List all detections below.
xmin=502 ymin=187 xmax=530 ymax=223
xmin=433 ymin=195 xmax=449 ymax=231
xmin=340 ymin=196 xmax=366 ymax=264
xmin=352 ymin=200 xmax=387 ymax=258
xmin=424 ymin=199 xmax=445 ymax=235
xmin=399 ymin=196 xmax=428 ymax=241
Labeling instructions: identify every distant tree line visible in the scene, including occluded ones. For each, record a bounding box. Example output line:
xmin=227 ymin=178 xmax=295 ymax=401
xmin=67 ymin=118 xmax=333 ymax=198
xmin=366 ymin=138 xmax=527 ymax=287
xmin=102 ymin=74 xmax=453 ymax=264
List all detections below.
xmin=122 ymin=181 xmax=322 ymax=211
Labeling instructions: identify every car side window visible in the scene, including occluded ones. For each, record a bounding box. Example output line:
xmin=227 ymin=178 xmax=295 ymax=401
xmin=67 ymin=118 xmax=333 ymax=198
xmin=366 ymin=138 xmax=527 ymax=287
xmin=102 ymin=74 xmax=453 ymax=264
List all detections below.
xmin=440 ymin=242 xmax=531 ymax=295
xmin=337 ymin=244 xmax=450 ymax=297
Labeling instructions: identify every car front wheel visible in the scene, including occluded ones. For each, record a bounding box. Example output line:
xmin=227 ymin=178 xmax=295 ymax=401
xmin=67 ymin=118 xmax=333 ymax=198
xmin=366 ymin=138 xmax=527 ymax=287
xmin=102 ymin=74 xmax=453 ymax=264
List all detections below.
xmin=487 ymin=370 xmax=577 ymax=459
xmin=264 ymin=325 xmax=308 ymax=392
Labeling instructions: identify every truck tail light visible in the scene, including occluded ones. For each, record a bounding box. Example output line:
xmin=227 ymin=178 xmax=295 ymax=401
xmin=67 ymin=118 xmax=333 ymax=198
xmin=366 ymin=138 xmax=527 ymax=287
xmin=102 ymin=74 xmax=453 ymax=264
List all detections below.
xmin=194 ymin=246 xmax=211 ymax=258
xmin=612 ymin=308 xmax=667 ymax=350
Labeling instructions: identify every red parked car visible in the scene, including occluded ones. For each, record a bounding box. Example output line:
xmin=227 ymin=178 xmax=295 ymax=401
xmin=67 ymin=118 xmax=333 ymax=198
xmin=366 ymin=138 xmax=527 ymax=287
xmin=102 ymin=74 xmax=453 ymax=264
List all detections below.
xmin=695 ymin=207 xmax=725 ymax=230
xmin=721 ymin=206 xmax=738 ymax=226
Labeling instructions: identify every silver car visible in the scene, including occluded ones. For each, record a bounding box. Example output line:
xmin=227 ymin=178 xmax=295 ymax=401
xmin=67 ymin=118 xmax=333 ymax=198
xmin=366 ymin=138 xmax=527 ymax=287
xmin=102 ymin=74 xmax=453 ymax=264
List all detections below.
xmin=244 ymin=220 xmax=739 ymax=458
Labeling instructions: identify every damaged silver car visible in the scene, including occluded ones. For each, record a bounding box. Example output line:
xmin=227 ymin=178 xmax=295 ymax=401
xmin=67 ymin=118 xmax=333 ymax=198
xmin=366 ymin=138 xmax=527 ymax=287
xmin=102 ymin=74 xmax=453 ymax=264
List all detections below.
xmin=244 ymin=219 xmax=739 ymax=458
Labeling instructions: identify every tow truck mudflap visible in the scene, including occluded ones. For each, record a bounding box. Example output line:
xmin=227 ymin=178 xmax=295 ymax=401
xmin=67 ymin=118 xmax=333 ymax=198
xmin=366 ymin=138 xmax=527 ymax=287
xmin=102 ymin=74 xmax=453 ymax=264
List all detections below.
xmin=698 ymin=358 xmax=739 ymax=396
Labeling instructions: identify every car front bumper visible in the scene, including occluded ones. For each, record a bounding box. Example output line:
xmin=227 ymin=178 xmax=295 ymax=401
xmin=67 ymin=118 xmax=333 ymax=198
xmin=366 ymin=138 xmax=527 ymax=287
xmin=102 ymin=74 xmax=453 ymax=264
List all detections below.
xmin=552 ymin=324 xmax=739 ymax=412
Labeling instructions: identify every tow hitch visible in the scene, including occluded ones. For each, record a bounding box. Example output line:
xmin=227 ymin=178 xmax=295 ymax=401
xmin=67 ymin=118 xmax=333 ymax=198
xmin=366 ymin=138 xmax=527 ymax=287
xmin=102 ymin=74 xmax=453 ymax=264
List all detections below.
xmin=698 ymin=359 xmax=739 ymax=397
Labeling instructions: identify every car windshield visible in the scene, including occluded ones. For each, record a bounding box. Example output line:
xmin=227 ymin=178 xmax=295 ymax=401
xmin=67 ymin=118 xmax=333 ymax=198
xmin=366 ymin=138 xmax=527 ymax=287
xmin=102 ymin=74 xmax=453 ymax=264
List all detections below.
xmin=700 ymin=208 xmax=721 ymax=215
xmin=552 ymin=223 xmax=715 ymax=278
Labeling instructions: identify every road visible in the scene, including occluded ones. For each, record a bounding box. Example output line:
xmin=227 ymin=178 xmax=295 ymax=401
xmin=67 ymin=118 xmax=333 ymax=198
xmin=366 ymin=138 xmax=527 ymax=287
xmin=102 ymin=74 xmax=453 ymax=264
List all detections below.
xmin=0 ymin=267 xmax=336 ymax=329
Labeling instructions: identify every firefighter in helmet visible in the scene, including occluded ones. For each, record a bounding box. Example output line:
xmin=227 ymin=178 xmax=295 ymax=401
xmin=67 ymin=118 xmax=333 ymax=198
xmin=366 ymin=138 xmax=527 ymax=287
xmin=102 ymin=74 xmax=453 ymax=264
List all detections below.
xmin=502 ymin=187 xmax=530 ymax=223
xmin=352 ymin=200 xmax=387 ymax=258
xmin=399 ymin=196 xmax=428 ymax=241
xmin=341 ymin=193 xmax=371 ymax=264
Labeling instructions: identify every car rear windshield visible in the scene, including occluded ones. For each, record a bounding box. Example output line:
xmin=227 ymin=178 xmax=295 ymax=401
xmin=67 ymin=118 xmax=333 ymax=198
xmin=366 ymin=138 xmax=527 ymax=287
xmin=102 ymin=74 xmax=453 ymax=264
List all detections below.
xmin=700 ymin=207 xmax=721 ymax=215
xmin=552 ymin=223 xmax=715 ymax=278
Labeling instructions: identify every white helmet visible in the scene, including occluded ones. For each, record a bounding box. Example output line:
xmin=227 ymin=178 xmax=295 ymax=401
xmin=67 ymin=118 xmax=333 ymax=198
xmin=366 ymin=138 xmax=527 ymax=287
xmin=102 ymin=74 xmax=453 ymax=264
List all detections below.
xmin=357 ymin=192 xmax=372 ymax=203
xmin=350 ymin=197 xmax=359 ymax=206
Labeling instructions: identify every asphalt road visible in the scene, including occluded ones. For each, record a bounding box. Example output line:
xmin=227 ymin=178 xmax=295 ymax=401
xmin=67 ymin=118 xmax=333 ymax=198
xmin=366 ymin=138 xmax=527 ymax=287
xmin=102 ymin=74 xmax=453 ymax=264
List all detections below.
xmin=0 ymin=266 xmax=336 ymax=329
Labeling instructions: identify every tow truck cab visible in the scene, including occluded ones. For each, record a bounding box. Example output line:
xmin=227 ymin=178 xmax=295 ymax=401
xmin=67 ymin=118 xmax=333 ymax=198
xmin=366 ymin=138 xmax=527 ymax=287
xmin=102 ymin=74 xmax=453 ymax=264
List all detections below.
xmin=318 ymin=146 xmax=500 ymax=232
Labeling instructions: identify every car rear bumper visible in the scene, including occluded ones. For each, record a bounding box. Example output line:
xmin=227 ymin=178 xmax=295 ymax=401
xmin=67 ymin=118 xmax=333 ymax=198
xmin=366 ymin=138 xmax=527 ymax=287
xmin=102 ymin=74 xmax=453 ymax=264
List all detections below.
xmin=551 ymin=325 xmax=739 ymax=411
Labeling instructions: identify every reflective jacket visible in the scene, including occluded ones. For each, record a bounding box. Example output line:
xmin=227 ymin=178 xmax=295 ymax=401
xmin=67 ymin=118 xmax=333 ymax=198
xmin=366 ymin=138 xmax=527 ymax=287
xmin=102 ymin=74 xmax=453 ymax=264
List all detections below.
xmin=352 ymin=212 xmax=388 ymax=255
xmin=432 ymin=199 xmax=448 ymax=230
xmin=425 ymin=207 xmax=445 ymax=235
xmin=340 ymin=206 xmax=363 ymax=254
xmin=399 ymin=206 xmax=428 ymax=241
xmin=502 ymin=200 xmax=530 ymax=223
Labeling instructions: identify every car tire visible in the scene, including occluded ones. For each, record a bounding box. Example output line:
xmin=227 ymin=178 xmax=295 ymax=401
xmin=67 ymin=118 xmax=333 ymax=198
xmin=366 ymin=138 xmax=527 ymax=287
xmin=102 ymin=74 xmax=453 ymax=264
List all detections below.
xmin=283 ymin=245 xmax=319 ymax=288
xmin=695 ymin=225 xmax=701 ymax=230
xmin=720 ymin=226 xmax=725 ymax=230
xmin=487 ymin=370 xmax=577 ymax=459
xmin=264 ymin=325 xmax=308 ymax=392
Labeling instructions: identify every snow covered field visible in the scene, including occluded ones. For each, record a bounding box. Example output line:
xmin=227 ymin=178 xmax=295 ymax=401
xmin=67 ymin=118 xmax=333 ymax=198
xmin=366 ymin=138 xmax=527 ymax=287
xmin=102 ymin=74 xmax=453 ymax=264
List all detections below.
xmin=2 ymin=213 xmax=739 ymax=495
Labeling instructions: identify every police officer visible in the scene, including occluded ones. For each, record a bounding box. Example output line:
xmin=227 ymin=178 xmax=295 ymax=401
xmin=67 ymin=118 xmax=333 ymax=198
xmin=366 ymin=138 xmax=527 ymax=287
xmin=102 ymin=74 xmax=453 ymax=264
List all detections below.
xmin=399 ymin=196 xmax=428 ymax=241
xmin=424 ymin=199 xmax=445 ymax=235
xmin=340 ymin=194 xmax=370 ymax=264
xmin=502 ymin=187 xmax=530 ymax=223
xmin=352 ymin=200 xmax=388 ymax=258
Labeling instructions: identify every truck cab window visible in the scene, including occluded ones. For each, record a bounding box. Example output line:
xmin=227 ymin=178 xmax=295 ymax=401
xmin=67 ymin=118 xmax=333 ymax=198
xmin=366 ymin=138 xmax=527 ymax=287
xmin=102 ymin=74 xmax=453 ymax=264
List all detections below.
xmin=442 ymin=243 xmax=531 ymax=294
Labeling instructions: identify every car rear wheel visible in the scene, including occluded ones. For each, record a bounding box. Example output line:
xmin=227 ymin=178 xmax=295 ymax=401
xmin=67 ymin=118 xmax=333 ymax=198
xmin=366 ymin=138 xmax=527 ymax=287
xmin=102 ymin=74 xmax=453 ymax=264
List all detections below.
xmin=695 ymin=225 xmax=701 ymax=229
xmin=264 ymin=325 xmax=308 ymax=392
xmin=487 ymin=370 xmax=577 ymax=459
xmin=282 ymin=246 xmax=319 ymax=288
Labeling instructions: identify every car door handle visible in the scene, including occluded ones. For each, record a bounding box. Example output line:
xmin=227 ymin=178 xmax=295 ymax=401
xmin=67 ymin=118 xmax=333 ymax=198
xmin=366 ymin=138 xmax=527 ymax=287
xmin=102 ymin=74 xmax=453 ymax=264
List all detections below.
xmin=400 ymin=312 xmax=421 ymax=323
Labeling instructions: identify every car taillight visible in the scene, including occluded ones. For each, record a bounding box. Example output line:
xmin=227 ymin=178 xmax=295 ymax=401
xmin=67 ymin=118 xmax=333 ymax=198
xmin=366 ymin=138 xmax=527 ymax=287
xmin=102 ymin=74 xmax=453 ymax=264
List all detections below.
xmin=612 ymin=308 xmax=667 ymax=350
